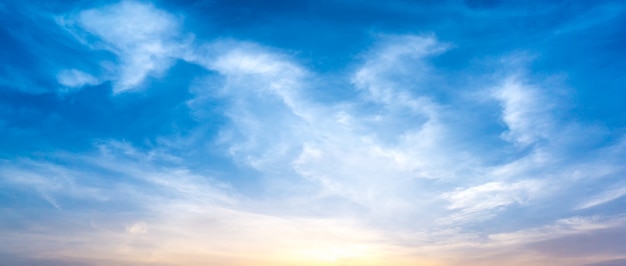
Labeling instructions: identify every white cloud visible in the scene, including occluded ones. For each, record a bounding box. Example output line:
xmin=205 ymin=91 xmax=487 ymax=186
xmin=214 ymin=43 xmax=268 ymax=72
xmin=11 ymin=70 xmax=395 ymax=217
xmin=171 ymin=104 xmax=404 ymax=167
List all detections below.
xmin=576 ymin=185 xmax=626 ymax=210
xmin=56 ymin=69 xmax=101 ymax=89
xmin=126 ymin=221 xmax=148 ymax=234
xmin=186 ymin=43 xmax=311 ymax=178
xmin=492 ymin=77 xmax=554 ymax=146
xmin=488 ymin=215 xmax=626 ymax=246
xmin=0 ymin=159 xmax=110 ymax=208
xmin=352 ymin=34 xmax=448 ymax=108
xmin=439 ymin=180 xmax=543 ymax=224
xmin=68 ymin=1 xmax=186 ymax=93
xmin=0 ymin=141 xmax=238 ymax=212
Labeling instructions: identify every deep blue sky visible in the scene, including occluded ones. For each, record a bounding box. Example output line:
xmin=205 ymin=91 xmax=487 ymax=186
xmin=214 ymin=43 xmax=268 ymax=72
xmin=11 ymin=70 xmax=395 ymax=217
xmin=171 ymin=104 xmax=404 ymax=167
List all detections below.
xmin=1 ymin=0 xmax=626 ymax=265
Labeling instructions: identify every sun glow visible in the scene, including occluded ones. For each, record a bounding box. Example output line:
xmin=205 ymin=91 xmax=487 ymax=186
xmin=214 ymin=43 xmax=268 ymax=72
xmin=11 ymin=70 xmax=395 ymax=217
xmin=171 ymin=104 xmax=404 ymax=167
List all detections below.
xmin=293 ymin=245 xmax=374 ymax=263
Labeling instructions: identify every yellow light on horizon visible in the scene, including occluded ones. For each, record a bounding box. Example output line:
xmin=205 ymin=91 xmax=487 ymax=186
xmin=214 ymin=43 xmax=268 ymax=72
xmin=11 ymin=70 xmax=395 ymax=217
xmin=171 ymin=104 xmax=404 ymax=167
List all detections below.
xmin=293 ymin=245 xmax=374 ymax=263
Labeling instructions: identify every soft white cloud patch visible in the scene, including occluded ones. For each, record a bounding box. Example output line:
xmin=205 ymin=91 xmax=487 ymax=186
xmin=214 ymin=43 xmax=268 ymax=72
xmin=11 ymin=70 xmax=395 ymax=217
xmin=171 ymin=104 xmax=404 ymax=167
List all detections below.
xmin=68 ymin=1 xmax=185 ymax=93
xmin=576 ymin=185 xmax=626 ymax=210
xmin=440 ymin=180 xmax=543 ymax=224
xmin=56 ymin=69 xmax=101 ymax=89
xmin=489 ymin=215 xmax=626 ymax=246
xmin=353 ymin=34 xmax=448 ymax=108
xmin=126 ymin=221 xmax=148 ymax=234
xmin=493 ymin=77 xmax=554 ymax=146
xmin=187 ymin=42 xmax=312 ymax=175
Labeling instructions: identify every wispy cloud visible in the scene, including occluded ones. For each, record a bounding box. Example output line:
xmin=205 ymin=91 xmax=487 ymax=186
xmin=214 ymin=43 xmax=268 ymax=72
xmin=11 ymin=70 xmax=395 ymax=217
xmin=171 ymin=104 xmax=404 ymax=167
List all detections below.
xmin=440 ymin=180 xmax=543 ymax=224
xmin=56 ymin=69 xmax=101 ymax=90
xmin=0 ymin=141 xmax=420 ymax=266
xmin=61 ymin=1 xmax=188 ymax=93
xmin=576 ymin=185 xmax=626 ymax=210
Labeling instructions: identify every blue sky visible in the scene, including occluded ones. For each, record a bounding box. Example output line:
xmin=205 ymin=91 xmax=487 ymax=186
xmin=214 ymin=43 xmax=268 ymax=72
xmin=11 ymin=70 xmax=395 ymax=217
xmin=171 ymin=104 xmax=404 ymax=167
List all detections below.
xmin=1 ymin=0 xmax=626 ymax=265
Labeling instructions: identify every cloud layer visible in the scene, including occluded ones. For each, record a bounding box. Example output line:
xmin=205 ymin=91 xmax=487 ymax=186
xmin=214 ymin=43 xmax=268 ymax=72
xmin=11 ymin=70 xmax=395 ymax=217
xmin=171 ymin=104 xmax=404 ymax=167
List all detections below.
xmin=1 ymin=1 xmax=626 ymax=265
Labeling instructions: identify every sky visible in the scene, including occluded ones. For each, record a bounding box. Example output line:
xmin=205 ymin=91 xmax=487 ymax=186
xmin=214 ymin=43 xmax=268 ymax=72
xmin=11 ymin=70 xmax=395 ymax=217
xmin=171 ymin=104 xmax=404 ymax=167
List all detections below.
xmin=1 ymin=0 xmax=626 ymax=265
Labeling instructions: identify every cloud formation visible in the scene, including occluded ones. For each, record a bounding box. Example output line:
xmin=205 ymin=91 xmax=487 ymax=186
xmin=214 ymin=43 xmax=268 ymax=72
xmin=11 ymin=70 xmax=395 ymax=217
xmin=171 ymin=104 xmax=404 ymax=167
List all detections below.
xmin=1 ymin=1 xmax=626 ymax=265
xmin=64 ymin=1 xmax=186 ymax=92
